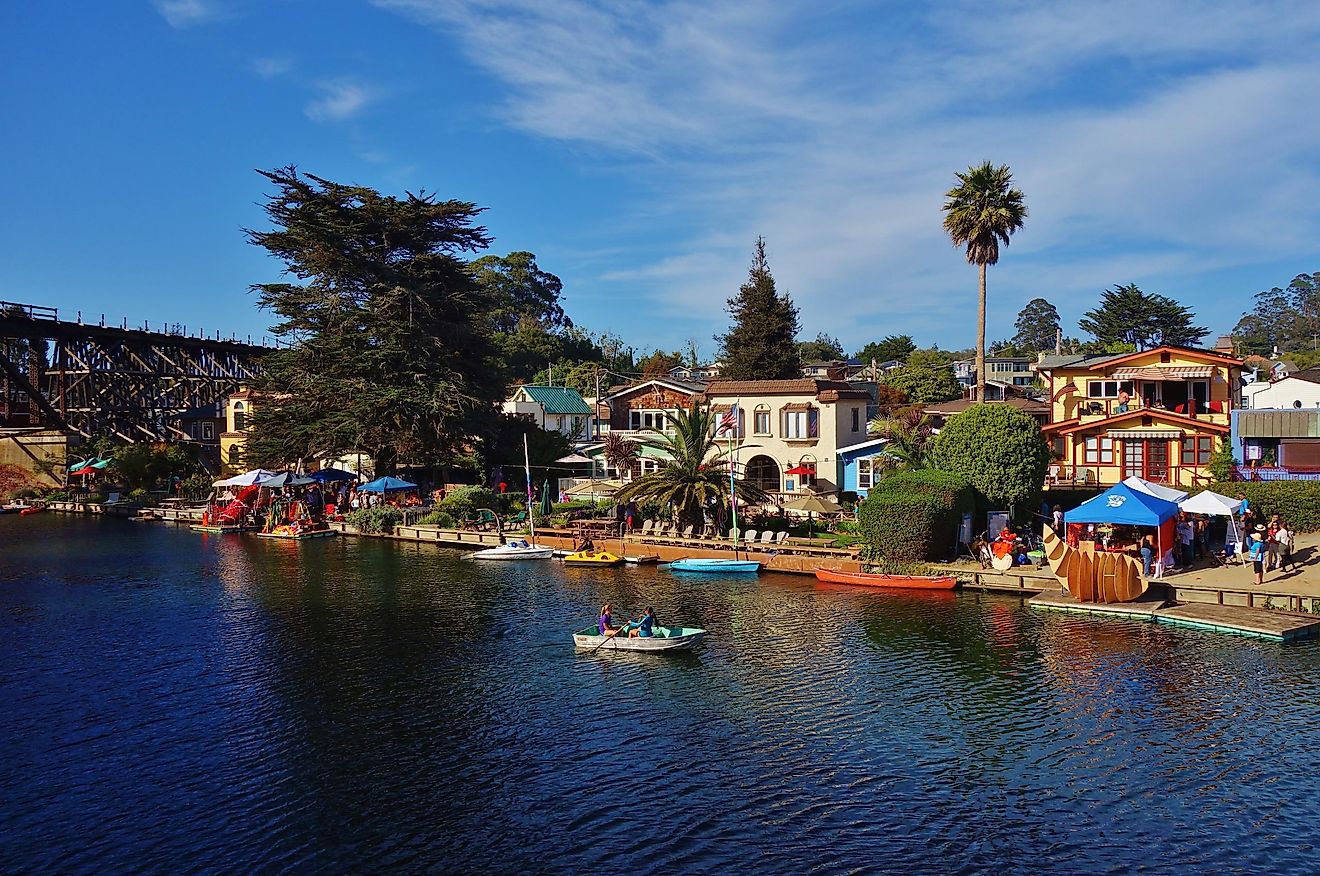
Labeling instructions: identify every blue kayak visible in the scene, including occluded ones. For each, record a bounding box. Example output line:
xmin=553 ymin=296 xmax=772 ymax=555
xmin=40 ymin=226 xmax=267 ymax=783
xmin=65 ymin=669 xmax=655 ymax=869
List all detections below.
xmin=667 ymin=558 xmax=762 ymax=574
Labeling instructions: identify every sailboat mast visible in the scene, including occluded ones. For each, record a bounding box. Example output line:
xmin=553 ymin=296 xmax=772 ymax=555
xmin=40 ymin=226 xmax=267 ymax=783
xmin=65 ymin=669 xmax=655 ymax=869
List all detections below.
xmin=524 ymin=433 xmax=536 ymax=545
xmin=729 ymin=403 xmax=739 ymax=561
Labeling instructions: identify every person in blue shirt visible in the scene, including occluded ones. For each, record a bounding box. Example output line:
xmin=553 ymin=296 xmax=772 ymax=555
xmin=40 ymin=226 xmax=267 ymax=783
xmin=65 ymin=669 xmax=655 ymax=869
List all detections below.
xmin=1247 ymin=526 xmax=1267 ymax=586
xmin=627 ymin=606 xmax=658 ymax=638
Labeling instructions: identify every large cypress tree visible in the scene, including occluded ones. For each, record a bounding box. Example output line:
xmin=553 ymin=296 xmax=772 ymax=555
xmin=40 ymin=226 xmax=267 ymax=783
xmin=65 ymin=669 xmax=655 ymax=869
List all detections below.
xmin=244 ymin=166 xmax=506 ymax=474
xmin=1078 ymin=284 xmax=1207 ymax=350
xmin=716 ymin=237 xmax=802 ymax=380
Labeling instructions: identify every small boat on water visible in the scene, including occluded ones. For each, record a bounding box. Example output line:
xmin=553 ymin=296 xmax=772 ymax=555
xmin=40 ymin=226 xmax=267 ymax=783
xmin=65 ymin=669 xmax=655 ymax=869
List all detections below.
xmin=471 ymin=540 xmax=555 ymax=560
xmin=814 ymin=568 xmax=958 ymax=590
xmin=19 ymin=505 xmax=46 ymax=516
xmin=257 ymin=525 xmax=336 ymax=540
xmin=190 ymin=524 xmax=260 ymax=534
xmin=563 ymin=549 xmax=624 ymax=567
xmin=572 ymin=625 xmax=707 ymax=652
xmin=667 ymin=558 xmax=761 ymax=574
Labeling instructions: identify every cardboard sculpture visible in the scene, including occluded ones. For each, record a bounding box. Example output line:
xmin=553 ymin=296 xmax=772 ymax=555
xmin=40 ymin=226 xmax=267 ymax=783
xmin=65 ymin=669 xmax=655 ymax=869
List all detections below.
xmin=1042 ymin=525 xmax=1147 ymax=603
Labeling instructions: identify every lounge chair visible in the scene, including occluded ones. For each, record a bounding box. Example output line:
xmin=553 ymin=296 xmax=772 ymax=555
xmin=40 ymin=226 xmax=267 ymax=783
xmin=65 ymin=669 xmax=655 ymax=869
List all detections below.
xmin=654 ymin=523 xmax=673 ymax=541
xmin=775 ymin=531 xmax=789 ymax=545
xmin=759 ymin=530 xmax=775 ymax=544
xmin=742 ymin=529 xmax=758 ymax=548
xmin=639 ymin=520 xmax=654 ymax=535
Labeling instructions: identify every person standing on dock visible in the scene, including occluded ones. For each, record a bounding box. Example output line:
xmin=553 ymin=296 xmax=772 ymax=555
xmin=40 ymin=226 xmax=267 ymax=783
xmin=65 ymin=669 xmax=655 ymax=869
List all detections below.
xmin=1276 ymin=521 xmax=1295 ymax=573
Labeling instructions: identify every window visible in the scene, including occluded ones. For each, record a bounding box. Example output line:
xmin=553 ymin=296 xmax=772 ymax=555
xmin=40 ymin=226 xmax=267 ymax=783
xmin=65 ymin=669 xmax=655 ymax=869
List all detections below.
xmin=1181 ymin=436 xmax=1212 ymax=466
xmin=857 ymin=457 xmax=873 ymax=490
xmin=851 ymin=407 xmax=860 ymax=433
xmin=228 ymin=445 xmax=243 ymax=465
xmin=753 ymin=405 xmax=771 ymax=436
xmin=629 ymin=410 xmax=669 ymax=431
xmin=1087 ymin=380 xmax=1134 ymax=399
xmin=201 ymin=422 xmax=214 ymax=441
xmin=782 ymin=408 xmax=819 ymax=439
xmin=1084 ymin=436 xmax=1114 ymax=464
xmin=233 ymin=411 xmax=246 ymax=431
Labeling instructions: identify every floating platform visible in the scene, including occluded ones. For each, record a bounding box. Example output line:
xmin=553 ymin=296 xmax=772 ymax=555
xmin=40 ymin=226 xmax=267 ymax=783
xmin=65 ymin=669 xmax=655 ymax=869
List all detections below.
xmin=1029 ymin=590 xmax=1320 ymax=641
xmin=256 ymin=529 xmax=337 ymax=540
xmin=190 ymin=524 xmax=259 ymax=534
xmin=624 ymin=555 xmax=660 ymax=565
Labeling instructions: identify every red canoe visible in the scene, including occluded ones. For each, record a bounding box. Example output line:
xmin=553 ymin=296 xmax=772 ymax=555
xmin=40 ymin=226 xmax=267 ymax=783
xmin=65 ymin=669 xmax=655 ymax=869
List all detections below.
xmin=19 ymin=506 xmax=46 ymax=516
xmin=814 ymin=568 xmax=958 ymax=590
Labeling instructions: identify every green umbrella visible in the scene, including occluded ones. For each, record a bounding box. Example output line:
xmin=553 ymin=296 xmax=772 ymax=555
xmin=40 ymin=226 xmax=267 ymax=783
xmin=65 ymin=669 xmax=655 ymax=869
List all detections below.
xmin=539 ymin=479 xmax=553 ymax=517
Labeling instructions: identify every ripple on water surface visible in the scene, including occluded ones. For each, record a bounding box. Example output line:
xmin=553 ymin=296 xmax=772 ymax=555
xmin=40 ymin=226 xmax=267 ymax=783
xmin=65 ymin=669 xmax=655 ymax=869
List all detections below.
xmin=2 ymin=515 xmax=1319 ymax=873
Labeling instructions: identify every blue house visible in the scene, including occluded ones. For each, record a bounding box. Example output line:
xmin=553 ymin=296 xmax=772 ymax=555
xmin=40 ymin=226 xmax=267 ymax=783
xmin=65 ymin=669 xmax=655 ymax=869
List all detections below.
xmin=837 ymin=438 xmax=890 ymax=497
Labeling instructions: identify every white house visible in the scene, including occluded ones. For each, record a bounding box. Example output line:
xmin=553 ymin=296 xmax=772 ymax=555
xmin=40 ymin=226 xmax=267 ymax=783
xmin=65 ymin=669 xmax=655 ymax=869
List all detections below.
xmin=502 ymin=385 xmax=593 ymax=441
xmin=1244 ymin=369 xmax=1320 ymax=410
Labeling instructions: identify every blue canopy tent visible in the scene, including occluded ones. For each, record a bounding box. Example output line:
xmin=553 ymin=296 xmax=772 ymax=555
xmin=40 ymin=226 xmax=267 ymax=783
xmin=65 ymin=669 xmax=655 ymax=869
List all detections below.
xmin=310 ymin=467 xmax=360 ymax=483
xmin=359 ymin=476 xmax=418 ymax=493
xmin=1066 ymin=482 xmax=1180 ymax=572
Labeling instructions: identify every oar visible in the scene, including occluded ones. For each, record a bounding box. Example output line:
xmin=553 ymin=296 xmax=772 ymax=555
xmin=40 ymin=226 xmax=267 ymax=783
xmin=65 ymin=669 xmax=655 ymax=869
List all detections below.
xmin=590 ymin=616 xmax=637 ymax=654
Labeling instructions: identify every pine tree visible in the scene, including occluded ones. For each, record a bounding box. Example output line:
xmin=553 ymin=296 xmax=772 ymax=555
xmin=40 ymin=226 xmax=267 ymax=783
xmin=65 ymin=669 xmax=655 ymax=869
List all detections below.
xmin=1078 ymin=284 xmax=1207 ymax=350
xmin=716 ymin=238 xmax=802 ymax=380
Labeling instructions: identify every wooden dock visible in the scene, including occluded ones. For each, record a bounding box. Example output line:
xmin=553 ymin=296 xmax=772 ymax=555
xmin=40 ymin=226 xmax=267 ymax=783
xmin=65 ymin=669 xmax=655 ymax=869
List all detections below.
xmin=1028 ymin=590 xmax=1320 ymax=641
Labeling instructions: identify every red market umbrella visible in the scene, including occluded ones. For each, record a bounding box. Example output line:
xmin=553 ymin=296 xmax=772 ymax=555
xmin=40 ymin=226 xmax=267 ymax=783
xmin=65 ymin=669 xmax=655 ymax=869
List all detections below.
xmin=784 ymin=464 xmax=816 ymax=476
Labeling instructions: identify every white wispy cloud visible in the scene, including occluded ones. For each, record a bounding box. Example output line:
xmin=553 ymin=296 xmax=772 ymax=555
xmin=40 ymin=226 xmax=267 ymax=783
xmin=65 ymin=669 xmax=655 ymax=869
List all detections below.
xmin=251 ymin=57 xmax=293 ymax=79
xmin=376 ymin=0 xmax=1320 ymax=347
xmin=304 ymin=80 xmax=377 ymax=122
xmin=153 ymin=0 xmax=223 ymax=29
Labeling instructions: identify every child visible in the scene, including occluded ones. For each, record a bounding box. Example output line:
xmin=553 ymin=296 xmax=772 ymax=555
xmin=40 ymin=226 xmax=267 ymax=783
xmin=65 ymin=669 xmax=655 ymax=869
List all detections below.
xmin=1247 ymin=525 xmax=1267 ymax=586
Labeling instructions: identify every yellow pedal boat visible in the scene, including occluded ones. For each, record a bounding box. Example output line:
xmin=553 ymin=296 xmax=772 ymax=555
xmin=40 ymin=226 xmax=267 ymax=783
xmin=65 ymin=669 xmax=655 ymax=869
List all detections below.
xmin=563 ymin=549 xmax=625 ymax=567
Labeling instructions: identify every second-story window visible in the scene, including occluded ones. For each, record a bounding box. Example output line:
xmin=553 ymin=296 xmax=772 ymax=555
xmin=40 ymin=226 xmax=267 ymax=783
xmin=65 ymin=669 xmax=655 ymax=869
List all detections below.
xmin=1087 ymin=380 xmax=1134 ymax=399
xmin=851 ymin=407 xmax=860 ymax=432
xmin=754 ymin=405 xmax=771 ymax=435
xmin=782 ymin=408 xmax=819 ymax=439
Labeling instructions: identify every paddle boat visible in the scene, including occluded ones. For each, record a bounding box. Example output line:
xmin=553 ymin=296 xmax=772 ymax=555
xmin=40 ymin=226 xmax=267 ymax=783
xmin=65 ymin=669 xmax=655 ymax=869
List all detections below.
xmin=256 ymin=522 xmax=336 ymax=540
xmin=814 ymin=568 xmax=958 ymax=590
xmin=572 ymin=624 xmax=706 ymax=652
xmin=563 ymin=548 xmax=625 ymax=567
xmin=470 ymin=539 xmax=554 ymax=560
xmin=189 ymin=523 xmax=261 ymax=534
xmin=666 ymin=558 xmax=761 ymax=574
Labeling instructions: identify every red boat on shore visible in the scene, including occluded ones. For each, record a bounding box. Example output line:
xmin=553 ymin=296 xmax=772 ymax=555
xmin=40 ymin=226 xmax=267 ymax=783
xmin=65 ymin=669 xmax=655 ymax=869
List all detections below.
xmin=814 ymin=568 xmax=958 ymax=590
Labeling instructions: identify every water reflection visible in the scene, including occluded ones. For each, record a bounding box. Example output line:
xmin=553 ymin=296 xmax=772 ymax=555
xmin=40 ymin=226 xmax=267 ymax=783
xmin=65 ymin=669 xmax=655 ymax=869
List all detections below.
xmin=2 ymin=515 xmax=1319 ymax=873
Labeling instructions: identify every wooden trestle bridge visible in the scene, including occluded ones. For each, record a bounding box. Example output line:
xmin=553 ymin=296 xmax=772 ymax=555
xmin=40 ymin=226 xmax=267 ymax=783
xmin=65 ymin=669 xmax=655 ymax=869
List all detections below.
xmin=0 ymin=301 xmax=270 ymax=442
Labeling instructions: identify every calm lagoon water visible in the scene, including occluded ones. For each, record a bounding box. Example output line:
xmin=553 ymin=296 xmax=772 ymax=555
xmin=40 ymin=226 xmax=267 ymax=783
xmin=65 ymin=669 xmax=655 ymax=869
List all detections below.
xmin=3 ymin=515 xmax=1320 ymax=874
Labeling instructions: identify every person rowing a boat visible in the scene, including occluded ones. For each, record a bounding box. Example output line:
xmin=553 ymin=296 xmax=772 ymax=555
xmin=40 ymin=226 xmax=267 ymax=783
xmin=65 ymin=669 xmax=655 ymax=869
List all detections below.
xmin=626 ymin=606 xmax=657 ymax=638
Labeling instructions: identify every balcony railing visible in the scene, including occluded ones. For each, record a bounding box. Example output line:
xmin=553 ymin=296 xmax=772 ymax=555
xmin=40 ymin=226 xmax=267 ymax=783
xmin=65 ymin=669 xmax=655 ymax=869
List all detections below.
xmin=1071 ymin=398 xmax=1227 ymax=420
xmin=1231 ymin=465 xmax=1320 ymax=482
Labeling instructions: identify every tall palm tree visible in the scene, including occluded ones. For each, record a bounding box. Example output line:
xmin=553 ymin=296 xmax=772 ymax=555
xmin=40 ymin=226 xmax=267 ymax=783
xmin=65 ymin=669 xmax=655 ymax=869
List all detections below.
xmin=942 ymin=162 xmax=1027 ymax=405
xmin=613 ymin=401 xmax=769 ymax=531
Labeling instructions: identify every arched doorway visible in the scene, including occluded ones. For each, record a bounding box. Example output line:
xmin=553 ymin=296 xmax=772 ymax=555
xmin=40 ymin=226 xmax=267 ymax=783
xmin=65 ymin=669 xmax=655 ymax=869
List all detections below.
xmin=743 ymin=455 xmax=780 ymax=494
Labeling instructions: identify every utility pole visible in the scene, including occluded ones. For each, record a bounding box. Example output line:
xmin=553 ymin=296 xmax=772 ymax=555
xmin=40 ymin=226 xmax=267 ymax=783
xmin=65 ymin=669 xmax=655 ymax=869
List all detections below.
xmin=593 ymin=368 xmax=602 ymax=440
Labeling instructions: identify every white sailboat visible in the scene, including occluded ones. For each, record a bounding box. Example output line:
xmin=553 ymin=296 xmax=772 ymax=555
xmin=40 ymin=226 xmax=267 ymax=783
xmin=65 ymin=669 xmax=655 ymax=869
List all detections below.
xmin=471 ymin=434 xmax=554 ymax=561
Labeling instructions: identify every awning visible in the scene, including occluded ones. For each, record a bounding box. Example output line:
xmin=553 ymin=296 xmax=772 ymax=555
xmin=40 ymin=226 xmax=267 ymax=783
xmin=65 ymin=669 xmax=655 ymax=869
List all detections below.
xmin=1111 ymin=366 xmax=1214 ymax=380
xmin=1107 ymin=429 xmax=1183 ymax=439
xmin=780 ymin=402 xmax=815 ymax=412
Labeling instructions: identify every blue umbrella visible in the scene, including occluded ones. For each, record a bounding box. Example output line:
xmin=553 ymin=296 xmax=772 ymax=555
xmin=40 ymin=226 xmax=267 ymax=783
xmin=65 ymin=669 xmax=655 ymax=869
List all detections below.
xmin=310 ymin=467 xmax=360 ymax=483
xmin=359 ymin=476 xmax=418 ymax=493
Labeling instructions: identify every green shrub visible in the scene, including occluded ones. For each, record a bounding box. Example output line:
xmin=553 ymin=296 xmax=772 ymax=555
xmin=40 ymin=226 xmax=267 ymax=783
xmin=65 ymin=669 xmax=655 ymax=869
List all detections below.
xmin=126 ymin=488 xmax=154 ymax=506
xmin=438 ymin=486 xmax=500 ymax=520
xmin=414 ymin=510 xmax=455 ymax=527
xmin=1207 ymin=439 xmax=1237 ymax=483
xmin=930 ymin=404 xmax=1051 ymax=510
xmin=1205 ymin=481 xmax=1320 ymax=532
xmin=347 ymin=507 xmax=403 ymax=534
xmin=859 ymin=469 xmax=975 ymax=562
xmin=42 ymin=490 xmax=69 ymax=502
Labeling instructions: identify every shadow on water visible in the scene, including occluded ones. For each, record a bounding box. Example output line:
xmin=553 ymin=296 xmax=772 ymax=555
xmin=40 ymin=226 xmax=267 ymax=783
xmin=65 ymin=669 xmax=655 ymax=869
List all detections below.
xmin=3 ymin=516 xmax=1320 ymax=873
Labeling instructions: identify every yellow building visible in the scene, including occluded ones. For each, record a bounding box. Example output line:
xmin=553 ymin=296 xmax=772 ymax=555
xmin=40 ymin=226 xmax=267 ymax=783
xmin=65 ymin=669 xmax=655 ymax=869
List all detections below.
xmin=1035 ymin=345 xmax=1242 ymax=488
xmin=219 ymin=388 xmax=253 ymax=473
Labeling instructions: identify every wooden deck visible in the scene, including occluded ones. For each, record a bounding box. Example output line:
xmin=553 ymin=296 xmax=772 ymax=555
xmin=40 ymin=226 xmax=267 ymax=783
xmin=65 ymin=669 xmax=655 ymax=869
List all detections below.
xmin=1028 ymin=590 xmax=1320 ymax=641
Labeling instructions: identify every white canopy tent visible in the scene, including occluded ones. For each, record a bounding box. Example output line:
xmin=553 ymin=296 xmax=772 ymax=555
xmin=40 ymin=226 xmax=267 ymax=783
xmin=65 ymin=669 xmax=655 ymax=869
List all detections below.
xmin=212 ymin=469 xmax=277 ymax=487
xmin=1123 ymin=476 xmax=1188 ymax=504
xmin=1179 ymin=489 xmax=1246 ymax=564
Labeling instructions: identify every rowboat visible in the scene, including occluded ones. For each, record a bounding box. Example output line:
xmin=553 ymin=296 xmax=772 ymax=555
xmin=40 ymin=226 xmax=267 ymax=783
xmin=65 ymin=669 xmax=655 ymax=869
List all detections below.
xmin=190 ymin=524 xmax=260 ymax=534
xmin=667 ymin=558 xmax=761 ymax=574
xmin=563 ymin=549 xmax=624 ymax=567
xmin=470 ymin=541 xmax=554 ymax=560
xmin=19 ymin=505 xmax=46 ymax=516
xmin=814 ymin=568 xmax=958 ymax=590
xmin=572 ymin=625 xmax=706 ymax=652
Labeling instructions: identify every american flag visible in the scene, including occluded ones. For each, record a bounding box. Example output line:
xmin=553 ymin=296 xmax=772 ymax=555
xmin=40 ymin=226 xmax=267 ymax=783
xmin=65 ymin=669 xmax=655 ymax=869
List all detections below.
xmin=717 ymin=404 xmax=740 ymax=434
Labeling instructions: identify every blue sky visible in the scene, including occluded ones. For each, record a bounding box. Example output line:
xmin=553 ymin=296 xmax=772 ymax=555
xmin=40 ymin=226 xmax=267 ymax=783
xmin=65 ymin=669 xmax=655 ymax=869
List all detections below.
xmin=4 ymin=2 xmax=1319 ymax=357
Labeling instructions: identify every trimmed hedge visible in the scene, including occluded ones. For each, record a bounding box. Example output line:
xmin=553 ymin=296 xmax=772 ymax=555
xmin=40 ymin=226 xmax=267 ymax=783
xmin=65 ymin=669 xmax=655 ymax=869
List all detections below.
xmin=346 ymin=507 xmax=403 ymax=534
xmin=1205 ymin=481 xmax=1320 ymax=533
xmin=859 ymin=470 xmax=975 ymax=562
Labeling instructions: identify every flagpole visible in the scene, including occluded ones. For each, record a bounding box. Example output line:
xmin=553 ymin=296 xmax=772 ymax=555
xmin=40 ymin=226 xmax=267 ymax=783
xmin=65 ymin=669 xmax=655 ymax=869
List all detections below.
xmin=729 ymin=401 xmax=740 ymax=560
